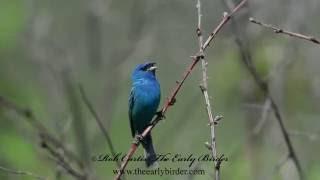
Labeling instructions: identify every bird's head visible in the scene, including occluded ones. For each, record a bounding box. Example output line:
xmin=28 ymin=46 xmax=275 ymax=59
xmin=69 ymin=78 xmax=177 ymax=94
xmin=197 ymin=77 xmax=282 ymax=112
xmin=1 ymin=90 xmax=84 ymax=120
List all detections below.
xmin=132 ymin=62 xmax=158 ymax=81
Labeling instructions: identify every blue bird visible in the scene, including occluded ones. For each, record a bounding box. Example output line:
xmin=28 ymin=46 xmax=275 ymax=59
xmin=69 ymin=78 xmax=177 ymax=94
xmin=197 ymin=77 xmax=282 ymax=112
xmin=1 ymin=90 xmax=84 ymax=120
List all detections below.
xmin=129 ymin=62 xmax=161 ymax=167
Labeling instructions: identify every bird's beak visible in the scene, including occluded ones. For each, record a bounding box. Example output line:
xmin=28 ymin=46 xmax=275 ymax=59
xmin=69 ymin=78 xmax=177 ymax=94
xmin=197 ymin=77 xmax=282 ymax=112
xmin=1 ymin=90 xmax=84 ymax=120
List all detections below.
xmin=147 ymin=65 xmax=157 ymax=71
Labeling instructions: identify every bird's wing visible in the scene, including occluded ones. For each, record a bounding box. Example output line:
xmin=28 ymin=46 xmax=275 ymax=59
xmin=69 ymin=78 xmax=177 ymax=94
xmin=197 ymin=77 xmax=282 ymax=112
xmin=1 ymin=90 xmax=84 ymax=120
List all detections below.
xmin=129 ymin=88 xmax=135 ymax=137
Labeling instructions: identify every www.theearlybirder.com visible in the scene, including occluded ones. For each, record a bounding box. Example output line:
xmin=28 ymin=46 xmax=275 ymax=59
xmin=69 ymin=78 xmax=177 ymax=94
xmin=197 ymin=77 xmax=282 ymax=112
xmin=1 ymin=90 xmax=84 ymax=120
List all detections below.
xmin=113 ymin=167 xmax=205 ymax=176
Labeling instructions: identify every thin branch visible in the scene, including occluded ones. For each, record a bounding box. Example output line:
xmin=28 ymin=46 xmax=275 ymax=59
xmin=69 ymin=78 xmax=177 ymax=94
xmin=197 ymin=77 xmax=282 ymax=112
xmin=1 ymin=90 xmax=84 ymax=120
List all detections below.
xmin=0 ymin=95 xmax=85 ymax=179
xmin=41 ymin=141 xmax=86 ymax=180
xmin=114 ymin=0 xmax=248 ymax=179
xmin=196 ymin=0 xmax=220 ymax=179
xmin=78 ymin=85 xmax=121 ymax=168
xmin=0 ymin=96 xmax=45 ymax=133
xmin=253 ymin=98 xmax=271 ymax=135
xmin=202 ymin=0 xmax=248 ymax=50
xmin=288 ymin=130 xmax=320 ymax=141
xmin=266 ymin=153 xmax=290 ymax=180
xmin=220 ymin=1 xmax=304 ymax=179
xmin=56 ymin=116 xmax=73 ymax=180
xmin=0 ymin=166 xmax=46 ymax=180
xmin=249 ymin=17 xmax=320 ymax=45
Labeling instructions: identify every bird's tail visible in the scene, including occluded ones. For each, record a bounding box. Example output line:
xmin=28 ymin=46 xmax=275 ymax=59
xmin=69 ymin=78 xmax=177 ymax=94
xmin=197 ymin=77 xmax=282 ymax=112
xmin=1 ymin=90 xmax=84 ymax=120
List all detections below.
xmin=141 ymin=134 xmax=157 ymax=168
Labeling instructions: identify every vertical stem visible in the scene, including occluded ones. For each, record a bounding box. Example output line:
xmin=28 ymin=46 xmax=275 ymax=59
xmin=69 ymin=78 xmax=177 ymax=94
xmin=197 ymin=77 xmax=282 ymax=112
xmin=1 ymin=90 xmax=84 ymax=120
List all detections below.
xmin=196 ymin=0 xmax=220 ymax=179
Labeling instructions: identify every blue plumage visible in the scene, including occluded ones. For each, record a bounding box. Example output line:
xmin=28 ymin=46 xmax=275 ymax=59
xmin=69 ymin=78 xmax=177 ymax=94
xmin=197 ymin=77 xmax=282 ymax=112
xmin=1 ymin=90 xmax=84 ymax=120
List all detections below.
xmin=129 ymin=62 xmax=161 ymax=167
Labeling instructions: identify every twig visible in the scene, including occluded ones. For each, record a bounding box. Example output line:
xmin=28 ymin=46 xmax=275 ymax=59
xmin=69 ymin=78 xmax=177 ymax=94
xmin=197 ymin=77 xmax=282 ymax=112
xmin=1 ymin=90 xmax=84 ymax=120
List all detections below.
xmin=56 ymin=116 xmax=73 ymax=180
xmin=288 ymin=130 xmax=320 ymax=141
xmin=0 ymin=95 xmax=85 ymax=178
xmin=220 ymin=1 xmax=304 ymax=179
xmin=249 ymin=17 xmax=320 ymax=45
xmin=262 ymin=153 xmax=290 ymax=180
xmin=202 ymin=0 xmax=247 ymax=50
xmin=0 ymin=96 xmax=81 ymax=167
xmin=78 ymin=85 xmax=121 ymax=168
xmin=114 ymin=1 xmax=247 ymax=179
xmin=41 ymin=141 xmax=86 ymax=179
xmin=0 ymin=96 xmax=46 ymax=133
xmin=0 ymin=165 xmax=46 ymax=180
xmin=253 ymin=98 xmax=271 ymax=135
xmin=196 ymin=0 xmax=220 ymax=179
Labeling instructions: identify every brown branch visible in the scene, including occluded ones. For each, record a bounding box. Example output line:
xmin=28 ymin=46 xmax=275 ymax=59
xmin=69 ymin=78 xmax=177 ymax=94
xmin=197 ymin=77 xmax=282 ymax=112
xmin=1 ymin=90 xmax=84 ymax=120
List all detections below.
xmin=220 ymin=1 xmax=303 ymax=179
xmin=0 ymin=165 xmax=46 ymax=180
xmin=196 ymin=0 xmax=220 ymax=179
xmin=249 ymin=17 xmax=320 ymax=45
xmin=78 ymin=85 xmax=121 ymax=169
xmin=114 ymin=0 xmax=248 ymax=179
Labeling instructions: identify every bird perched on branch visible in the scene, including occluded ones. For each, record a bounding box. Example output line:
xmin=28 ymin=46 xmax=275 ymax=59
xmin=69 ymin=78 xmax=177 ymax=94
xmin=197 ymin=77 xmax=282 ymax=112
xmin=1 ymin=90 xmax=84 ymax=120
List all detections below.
xmin=129 ymin=62 xmax=161 ymax=167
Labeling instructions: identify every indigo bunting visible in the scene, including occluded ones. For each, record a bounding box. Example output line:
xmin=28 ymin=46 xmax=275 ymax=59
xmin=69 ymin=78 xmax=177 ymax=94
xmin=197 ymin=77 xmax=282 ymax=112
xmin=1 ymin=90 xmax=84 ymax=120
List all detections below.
xmin=129 ymin=62 xmax=161 ymax=167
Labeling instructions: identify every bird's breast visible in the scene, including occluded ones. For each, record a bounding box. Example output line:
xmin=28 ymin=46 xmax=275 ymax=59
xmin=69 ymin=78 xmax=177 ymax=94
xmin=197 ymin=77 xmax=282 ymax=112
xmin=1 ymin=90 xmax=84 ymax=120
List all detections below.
xmin=132 ymin=81 xmax=160 ymax=115
xmin=135 ymin=83 xmax=160 ymax=107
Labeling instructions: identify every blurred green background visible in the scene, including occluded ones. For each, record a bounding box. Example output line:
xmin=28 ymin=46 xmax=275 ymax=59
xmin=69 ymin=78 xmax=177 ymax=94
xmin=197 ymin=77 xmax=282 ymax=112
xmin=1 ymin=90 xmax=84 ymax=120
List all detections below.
xmin=0 ymin=0 xmax=320 ymax=179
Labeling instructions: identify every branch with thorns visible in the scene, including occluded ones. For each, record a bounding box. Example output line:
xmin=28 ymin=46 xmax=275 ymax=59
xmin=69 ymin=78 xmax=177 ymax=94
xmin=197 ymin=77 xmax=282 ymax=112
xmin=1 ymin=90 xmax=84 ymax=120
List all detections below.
xmin=196 ymin=0 xmax=222 ymax=179
xmin=249 ymin=17 xmax=320 ymax=45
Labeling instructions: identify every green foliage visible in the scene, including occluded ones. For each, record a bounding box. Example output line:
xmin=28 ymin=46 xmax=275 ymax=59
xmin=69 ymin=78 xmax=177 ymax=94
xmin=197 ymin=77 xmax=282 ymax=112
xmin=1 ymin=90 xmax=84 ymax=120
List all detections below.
xmin=0 ymin=0 xmax=24 ymax=50
xmin=0 ymin=0 xmax=319 ymax=179
xmin=0 ymin=133 xmax=36 ymax=168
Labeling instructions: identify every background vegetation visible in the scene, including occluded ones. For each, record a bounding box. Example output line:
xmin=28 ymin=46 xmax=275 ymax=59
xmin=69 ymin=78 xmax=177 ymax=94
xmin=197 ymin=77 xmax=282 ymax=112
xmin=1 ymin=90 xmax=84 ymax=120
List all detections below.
xmin=0 ymin=0 xmax=319 ymax=179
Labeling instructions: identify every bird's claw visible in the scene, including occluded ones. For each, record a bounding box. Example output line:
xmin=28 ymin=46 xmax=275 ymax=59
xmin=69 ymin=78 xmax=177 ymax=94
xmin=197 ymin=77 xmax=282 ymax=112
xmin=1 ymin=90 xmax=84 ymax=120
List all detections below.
xmin=169 ymin=98 xmax=176 ymax=106
xmin=134 ymin=134 xmax=144 ymax=144
xmin=156 ymin=111 xmax=166 ymax=120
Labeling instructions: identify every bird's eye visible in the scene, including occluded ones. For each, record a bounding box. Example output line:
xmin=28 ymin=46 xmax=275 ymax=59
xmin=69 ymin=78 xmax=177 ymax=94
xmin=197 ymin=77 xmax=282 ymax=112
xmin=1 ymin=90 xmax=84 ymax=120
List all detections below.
xmin=140 ymin=63 xmax=156 ymax=71
xmin=141 ymin=66 xmax=148 ymax=71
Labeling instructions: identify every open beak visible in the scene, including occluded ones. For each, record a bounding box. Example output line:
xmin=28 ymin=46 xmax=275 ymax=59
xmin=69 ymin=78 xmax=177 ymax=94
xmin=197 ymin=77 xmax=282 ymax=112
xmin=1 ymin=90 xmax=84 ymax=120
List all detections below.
xmin=148 ymin=66 xmax=157 ymax=71
xmin=147 ymin=63 xmax=157 ymax=71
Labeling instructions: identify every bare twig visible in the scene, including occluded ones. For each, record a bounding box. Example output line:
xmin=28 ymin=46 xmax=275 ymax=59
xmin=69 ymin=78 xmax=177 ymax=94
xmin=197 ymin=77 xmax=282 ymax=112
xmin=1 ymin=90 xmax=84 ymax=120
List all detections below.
xmin=261 ymin=153 xmax=290 ymax=180
xmin=56 ymin=117 xmax=73 ymax=180
xmin=0 ymin=166 xmax=46 ymax=180
xmin=114 ymin=1 xmax=248 ymax=179
xmin=41 ymin=141 xmax=86 ymax=180
xmin=79 ymin=85 xmax=121 ymax=168
xmin=220 ymin=1 xmax=303 ymax=179
xmin=0 ymin=95 xmax=85 ymax=179
xmin=0 ymin=96 xmax=81 ymax=167
xmin=289 ymin=130 xmax=320 ymax=141
xmin=249 ymin=17 xmax=320 ymax=45
xmin=196 ymin=0 xmax=220 ymax=179
xmin=0 ymin=96 xmax=47 ymax=133
xmin=253 ymin=98 xmax=271 ymax=135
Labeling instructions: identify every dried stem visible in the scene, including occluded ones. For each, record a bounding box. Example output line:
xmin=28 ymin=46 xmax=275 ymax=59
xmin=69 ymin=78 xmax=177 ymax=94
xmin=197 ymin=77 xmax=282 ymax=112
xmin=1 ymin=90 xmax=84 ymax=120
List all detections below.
xmin=114 ymin=0 xmax=248 ymax=179
xmin=196 ymin=0 xmax=220 ymax=179
xmin=78 ymin=85 xmax=121 ymax=169
xmin=0 ymin=166 xmax=46 ymax=180
xmin=220 ymin=2 xmax=303 ymax=179
xmin=249 ymin=17 xmax=320 ymax=45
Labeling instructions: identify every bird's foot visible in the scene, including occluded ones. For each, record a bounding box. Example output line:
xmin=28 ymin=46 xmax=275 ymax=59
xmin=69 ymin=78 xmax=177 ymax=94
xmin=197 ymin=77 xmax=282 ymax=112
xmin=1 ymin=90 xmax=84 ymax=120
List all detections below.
xmin=169 ymin=98 xmax=176 ymax=106
xmin=156 ymin=111 xmax=166 ymax=120
xmin=134 ymin=134 xmax=144 ymax=145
